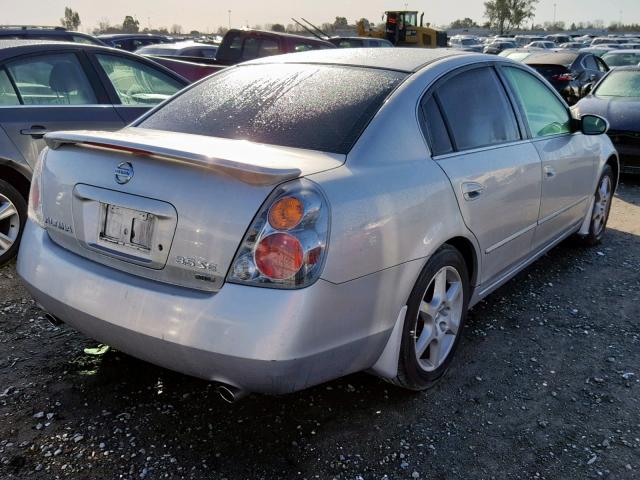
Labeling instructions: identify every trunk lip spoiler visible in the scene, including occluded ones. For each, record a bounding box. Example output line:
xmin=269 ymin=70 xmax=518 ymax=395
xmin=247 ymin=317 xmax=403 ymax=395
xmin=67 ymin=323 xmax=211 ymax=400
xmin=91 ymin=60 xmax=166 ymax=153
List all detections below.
xmin=44 ymin=130 xmax=343 ymax=186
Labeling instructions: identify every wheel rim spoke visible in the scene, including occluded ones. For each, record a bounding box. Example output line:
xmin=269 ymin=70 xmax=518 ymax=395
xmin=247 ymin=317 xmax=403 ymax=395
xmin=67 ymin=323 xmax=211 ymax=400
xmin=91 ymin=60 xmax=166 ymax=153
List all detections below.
xmin=0 ymin=232 xmax=13 ymax=251
xmin=446 ymin=281 xmax=462 ymax=304
xmin=420 ymin=299 xmax=437 ymax=318
xmin=0 ymin=202 xmax=17 ymax=222
xmin=433 ymin=269 xmax=448 ymax=306
xmin=415 ymin=324 xmax=434 ymax=358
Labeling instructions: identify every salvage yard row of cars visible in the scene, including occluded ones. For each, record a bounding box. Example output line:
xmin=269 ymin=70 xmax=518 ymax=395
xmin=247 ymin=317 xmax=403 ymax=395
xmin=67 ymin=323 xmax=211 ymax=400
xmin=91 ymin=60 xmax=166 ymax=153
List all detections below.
xmin=0 ymin=23 xmax=636 ymax=400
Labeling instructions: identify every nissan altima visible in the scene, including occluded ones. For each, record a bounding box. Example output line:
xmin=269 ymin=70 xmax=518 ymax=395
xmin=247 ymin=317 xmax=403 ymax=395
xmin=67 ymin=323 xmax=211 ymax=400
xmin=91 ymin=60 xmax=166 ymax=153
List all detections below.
xmin=18 ymin=49 xmax=618 ymax=400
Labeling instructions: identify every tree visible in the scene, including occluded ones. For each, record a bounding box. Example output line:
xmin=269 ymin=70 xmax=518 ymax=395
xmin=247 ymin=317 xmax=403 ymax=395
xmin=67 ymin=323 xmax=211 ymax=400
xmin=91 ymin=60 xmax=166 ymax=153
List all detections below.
xmin=484 ymin=0 xmax=538 ymax=34
xmin=449 ymin=17 xmax=479 ymax=29
xmin=271 ymin=23 xmax=285 ymax=32
xmin=60 ymin=7 xmax=81 ymax=30
xmin=122 ymin=16 xmax=139 ymax=33
xmin=333 ymin=16 xmax=348 ymax=29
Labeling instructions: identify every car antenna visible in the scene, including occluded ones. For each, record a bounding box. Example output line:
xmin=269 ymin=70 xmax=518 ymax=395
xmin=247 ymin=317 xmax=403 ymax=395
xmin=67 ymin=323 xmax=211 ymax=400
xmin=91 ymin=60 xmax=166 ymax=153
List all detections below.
xmin=290 ymin=18 xmax=326 ymax=41
xmin=301 ymin=18 xmax=330 ymax=39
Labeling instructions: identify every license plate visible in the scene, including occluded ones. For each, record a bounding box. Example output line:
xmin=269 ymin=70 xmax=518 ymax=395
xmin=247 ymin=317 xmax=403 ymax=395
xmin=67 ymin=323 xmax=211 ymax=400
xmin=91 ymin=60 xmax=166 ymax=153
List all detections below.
xmin=100 ymin=204 xmax=155 ymax=252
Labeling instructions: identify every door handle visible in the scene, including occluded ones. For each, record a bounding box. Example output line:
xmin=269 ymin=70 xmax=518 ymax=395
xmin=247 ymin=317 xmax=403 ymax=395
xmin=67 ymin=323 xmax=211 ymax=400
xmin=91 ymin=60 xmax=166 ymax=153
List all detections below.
xmin=544 ymin=165 xmax=557 ymax=179
xmin=461 ymin=182 xmax=485 ymax=201
xmin=20 ymin=126 xmax=49 ymax=139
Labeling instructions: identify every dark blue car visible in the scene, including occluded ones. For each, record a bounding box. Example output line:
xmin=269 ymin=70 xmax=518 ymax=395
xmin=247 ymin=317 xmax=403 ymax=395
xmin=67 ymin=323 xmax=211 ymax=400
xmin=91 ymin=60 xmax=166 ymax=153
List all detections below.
xmin=573 ymin=66 xmax=640 ymax=174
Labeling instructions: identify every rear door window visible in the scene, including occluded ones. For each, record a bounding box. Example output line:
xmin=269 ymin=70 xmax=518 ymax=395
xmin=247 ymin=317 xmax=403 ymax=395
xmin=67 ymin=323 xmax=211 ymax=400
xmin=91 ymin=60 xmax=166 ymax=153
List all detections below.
xmin=583 ymin=55 xmax=598 ymax=71
xmin=139 ymin=64 xmax=406 ymax=154
xmin=95 ymin=54 xmax=184 ymax=106
xmin=6 ymin=53 xmax=96 ymax=105
xmin=436 ymin=67 xmax=520 ymax=151
xmin=502 ymin=66 xmax=571 ymax=138
xmin=0 ymin=69 xmax=19 ymax=105
xmin=420 ymin=96 xmax=452 ymax=156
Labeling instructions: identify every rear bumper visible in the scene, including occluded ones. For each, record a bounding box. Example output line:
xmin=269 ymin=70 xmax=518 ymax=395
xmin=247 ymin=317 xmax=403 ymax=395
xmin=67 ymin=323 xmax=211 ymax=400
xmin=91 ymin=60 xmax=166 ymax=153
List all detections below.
xmin=18 ymin=222 xmax=411 ymax=394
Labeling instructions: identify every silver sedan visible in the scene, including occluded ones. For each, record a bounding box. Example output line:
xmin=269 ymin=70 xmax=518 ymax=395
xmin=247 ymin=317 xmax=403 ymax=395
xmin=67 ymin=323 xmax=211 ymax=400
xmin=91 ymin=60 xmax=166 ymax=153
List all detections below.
xmin=18 ymin=49 xmax=618 ymax=400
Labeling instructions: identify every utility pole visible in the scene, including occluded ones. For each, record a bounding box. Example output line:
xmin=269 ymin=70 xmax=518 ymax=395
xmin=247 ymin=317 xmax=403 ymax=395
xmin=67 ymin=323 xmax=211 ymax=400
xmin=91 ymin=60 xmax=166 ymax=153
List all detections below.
xmin=553 ymin=3 xmax=557 ymax=25
xmin=228 ymin=10 xmax=231 ymax=29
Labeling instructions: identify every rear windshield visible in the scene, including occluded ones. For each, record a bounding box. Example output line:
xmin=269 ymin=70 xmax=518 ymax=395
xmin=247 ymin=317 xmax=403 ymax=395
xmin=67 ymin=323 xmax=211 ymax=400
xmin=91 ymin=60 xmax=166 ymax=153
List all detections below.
xmin=138 ymin=63 xmax=406 ymax=154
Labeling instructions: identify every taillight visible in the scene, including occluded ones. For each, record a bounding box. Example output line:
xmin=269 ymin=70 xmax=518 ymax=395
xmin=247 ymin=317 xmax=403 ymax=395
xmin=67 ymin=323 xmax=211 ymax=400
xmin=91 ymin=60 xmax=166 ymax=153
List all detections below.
xmin=551 ymin=73 xmax=573 ymax=81
xmin=27 ymin=149 xmax=46 ymax=228
xmin=228 ymin=178 xmax=330 ymax=289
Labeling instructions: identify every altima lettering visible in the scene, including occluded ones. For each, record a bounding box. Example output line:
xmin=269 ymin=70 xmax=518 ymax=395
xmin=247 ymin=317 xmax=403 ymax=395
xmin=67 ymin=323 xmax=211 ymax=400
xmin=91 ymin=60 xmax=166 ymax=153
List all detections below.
xmin=44 ymin=217 xmax=73 ymax=234
xmin=175 ymin=256 xmax=217 ymax=272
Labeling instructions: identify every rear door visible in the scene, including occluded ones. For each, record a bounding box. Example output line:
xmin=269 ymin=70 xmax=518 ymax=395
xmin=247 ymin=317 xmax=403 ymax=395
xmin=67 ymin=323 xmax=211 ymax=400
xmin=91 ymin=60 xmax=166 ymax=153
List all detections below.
xmin=500 ymin=65 xmax=597 ymax=250
xmin=87 ymin=52 xmax=187 ymax=124
xmin=423 ymin=65 xmax=542 ymax=285
xmin=0 ymin=50 xmax=124 ymax=169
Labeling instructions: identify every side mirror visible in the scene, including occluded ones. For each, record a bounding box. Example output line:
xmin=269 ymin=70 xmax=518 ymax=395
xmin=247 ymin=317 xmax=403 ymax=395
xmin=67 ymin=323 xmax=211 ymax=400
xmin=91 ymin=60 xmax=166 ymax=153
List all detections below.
xmin=582 ymin=82 xmax=593 ymax=96
xmin=581 ymin=114 xmax=608 ymax=135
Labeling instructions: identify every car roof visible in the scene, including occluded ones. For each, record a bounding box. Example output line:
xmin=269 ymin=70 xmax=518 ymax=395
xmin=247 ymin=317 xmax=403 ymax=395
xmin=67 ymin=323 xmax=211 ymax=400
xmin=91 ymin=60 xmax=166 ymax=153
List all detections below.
xmin=523 ymin=51 xmax=580 ymax=65
xmin=604 ymin=49 xmax=640 ymax=54
xmin=0 ymin=39 xmax=113 ymax=59
xmin=98 ymin=33 xmax=170 ymax=40
xmin=141 ymin=41 xmax=216 ymax=50
xmin=245 ymin=47 xmax=470 ymax=73
xmin=226 ymin=28 xmax=330 ymax=44
xmin=606 ymin=65 xmax=640 ymax=71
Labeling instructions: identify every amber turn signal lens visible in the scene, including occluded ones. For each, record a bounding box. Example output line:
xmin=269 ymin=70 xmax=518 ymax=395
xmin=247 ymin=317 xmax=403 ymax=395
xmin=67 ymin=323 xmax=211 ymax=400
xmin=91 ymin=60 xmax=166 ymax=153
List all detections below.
xmin=268 ymin=196 xmax=304 ymax=230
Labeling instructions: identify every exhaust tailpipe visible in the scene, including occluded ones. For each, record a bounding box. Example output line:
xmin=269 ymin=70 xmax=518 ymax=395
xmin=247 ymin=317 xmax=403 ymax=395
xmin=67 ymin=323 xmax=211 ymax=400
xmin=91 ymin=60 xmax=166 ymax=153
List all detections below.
xmin=44 ymin=313 xmax=63 ymax=326
xmin=216 ymin=384 xmax=247 ymax=403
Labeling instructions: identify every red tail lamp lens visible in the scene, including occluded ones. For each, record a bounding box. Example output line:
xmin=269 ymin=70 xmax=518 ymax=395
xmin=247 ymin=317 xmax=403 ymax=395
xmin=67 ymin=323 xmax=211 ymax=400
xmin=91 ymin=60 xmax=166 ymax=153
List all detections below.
xmin=255 ymin=233 xmax=304 ymax=280
xmin=268 ymin=196 xmax=304 ymax=230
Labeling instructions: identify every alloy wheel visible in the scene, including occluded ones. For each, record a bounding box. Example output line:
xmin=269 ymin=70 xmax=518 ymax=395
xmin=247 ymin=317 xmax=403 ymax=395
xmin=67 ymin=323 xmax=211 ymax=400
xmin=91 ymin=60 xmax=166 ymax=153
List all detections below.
xmin=413 ymin=266 xmax=464 ymax=372
xmin=592 ymin=175 xmax=611 ymax=236
xmin=0 ymin=194 xmax=20 ymax=254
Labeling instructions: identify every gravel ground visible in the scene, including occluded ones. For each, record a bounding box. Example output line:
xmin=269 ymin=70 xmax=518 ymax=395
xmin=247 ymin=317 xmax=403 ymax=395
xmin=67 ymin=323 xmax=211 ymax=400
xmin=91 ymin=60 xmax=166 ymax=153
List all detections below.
xmin=0 ymin=178 xmax=638 ymax=480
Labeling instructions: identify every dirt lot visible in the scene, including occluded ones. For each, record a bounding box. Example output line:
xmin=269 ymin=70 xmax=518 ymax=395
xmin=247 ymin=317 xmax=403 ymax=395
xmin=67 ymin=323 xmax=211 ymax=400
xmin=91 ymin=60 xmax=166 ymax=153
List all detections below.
xmin=0 ymin=178 xmax=638 ymax=480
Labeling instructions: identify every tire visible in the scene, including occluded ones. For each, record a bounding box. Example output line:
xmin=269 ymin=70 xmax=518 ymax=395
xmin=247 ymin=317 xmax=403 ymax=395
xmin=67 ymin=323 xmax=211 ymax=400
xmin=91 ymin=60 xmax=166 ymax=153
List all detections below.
xmin=0 ymin=179 xmax=27 ymax=267
xmin=390 ymin=245 xmax=470 ymax=391
xmin=578 ymin=165 xmax=614 ymax=246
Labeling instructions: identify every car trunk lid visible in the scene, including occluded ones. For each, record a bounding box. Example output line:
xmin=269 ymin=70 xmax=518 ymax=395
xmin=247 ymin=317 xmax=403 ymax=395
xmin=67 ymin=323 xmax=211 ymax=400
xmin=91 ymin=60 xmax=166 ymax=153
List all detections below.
xmin=40 ymin=127 xmax=344 ymax=291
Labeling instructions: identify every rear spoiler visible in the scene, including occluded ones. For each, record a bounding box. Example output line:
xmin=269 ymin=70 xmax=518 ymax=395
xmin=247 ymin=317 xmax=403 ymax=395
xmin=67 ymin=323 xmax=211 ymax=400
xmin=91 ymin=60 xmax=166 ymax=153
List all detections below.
xmin=45 ymin=130 xmax=304 ymax=186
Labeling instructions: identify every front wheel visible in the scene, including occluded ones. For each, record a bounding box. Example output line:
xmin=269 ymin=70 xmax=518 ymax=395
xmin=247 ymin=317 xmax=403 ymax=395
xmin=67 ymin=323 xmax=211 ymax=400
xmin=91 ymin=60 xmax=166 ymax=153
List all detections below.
xmin=579 ymin=165 xmax=614 ymax=246
xmin=390 ymin=245 xmax=470 ymax=391
xmin=0 ymin=180 xmax=26 ymax=266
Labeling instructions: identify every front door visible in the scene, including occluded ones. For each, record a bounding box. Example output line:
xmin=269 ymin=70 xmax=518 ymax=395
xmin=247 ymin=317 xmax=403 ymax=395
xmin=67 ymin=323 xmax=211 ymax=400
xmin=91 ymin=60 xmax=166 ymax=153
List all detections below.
xmin=422 ymin=65 xmax=542 ymax=285
xmin=500 ymin=65 xmax=597 ymax=249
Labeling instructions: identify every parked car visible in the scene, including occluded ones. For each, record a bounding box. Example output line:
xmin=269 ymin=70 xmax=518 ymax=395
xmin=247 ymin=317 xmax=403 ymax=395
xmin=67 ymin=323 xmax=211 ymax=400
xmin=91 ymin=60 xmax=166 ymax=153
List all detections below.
xmin=523 ymin=51 xmax=609 ymax=104
xmin=580 ymin=46 xmax=618 ymax=58
xmin=524 ymin=41 xmax=557 ymax=49
xmin=514 ymin=35 xmax=544 ymax=46
xmin=573 ymin=66 xmax=640 ymax=174
xmin=17 ymin=49 xmax=617 ymax=399
xmin=498 ymin=48 xmax=540 ymax=62
xmin=545 ymin=34 xmax=572 ymax=44
xmin=483 ymin=41 xmax=517 ymax=54
xmin=558 ymin=42 xmax=588 ymax=50
xmin=213 ymin=29 xmax=335 ymax=66
xmin=602 ymin=50 xmax=640 ymax=68
xmin=0 ymin=40 xmax=189 ymax=264
xmin=0 ymin=26 xmax=104 ymax=45
xmin=135 ymin=41 xmax=218 ymax=62
xmin=448 ymin=36 xmax=483 ymax=52
xmin=328 ymin=37 xmax=393 ymax=48
xmin=98 ymin=34 xmax=174 ymax=52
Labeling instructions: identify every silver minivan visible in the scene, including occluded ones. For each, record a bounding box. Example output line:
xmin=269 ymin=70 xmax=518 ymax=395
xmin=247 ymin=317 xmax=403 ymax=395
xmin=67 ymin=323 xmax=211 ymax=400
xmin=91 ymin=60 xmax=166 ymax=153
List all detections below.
xmin=18 ymin=49 xmax=618 ymax=400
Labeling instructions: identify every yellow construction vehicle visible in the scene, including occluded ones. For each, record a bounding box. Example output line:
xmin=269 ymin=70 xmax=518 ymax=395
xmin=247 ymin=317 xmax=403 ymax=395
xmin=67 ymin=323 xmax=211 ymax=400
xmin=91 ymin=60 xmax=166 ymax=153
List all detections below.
xmin=357 ymin=11 xmax=447 ymax=48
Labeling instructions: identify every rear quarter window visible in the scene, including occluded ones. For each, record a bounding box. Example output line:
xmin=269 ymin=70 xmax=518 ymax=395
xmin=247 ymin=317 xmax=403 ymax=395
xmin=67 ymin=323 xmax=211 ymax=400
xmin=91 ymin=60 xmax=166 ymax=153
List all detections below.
xmin=138 ymin=64 xmax=406 ymax=154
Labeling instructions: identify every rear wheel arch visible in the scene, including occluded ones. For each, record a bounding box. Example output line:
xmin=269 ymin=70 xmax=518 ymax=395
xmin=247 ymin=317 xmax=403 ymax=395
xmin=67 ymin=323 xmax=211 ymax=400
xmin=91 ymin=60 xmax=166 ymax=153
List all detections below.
xmin=443 ymin=236 xmax=478 ymax=289
xmin=0 ymin=162 xmax=31 ymax=200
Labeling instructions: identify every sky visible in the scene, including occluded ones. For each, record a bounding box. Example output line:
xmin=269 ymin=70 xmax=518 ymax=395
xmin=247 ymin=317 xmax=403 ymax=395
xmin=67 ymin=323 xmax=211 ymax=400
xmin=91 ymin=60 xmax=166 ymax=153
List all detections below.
xmin=2 ymin=0 xmax=639 ymax=33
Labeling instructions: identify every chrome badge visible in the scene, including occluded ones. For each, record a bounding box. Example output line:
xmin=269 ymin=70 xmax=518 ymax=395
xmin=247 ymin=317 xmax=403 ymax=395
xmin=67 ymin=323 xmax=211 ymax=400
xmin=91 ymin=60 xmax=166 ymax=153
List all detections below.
xmin=115 ymin=162 xmax=134 ymax=185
